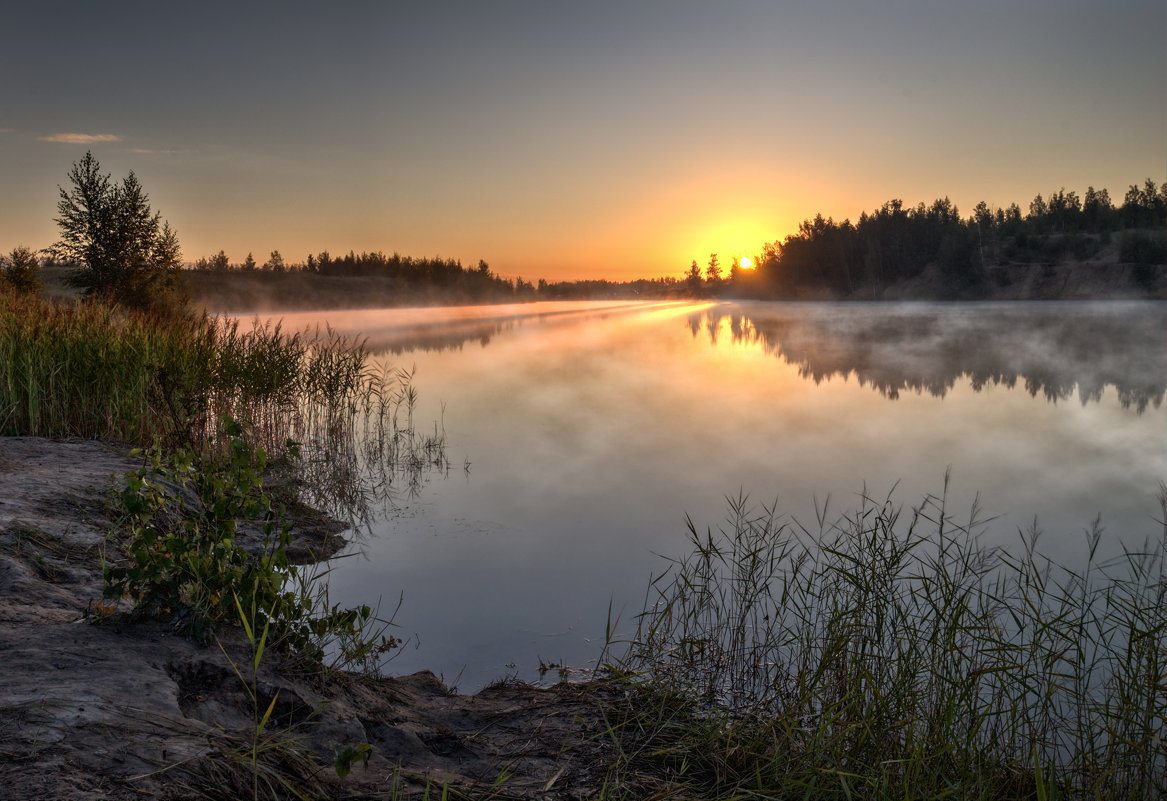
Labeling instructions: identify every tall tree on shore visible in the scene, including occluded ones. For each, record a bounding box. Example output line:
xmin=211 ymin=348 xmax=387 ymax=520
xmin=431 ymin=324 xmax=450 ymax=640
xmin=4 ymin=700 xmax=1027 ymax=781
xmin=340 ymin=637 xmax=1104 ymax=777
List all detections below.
xmin=686 ymin=260 xmax=702 ymax=291
xmin=53 ymin=152 xmax=184 ymax=313
xmin=706 ymin=253 xmax=721 ymax=283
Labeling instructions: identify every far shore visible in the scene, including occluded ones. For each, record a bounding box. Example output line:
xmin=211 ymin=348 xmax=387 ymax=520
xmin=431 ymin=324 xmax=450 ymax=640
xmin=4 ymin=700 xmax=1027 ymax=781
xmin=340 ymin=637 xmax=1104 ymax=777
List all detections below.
xmin=183 ymin=258 xmax=1164 ymax=314
xmin=32 ymin=246 xmax=1166 ymax=317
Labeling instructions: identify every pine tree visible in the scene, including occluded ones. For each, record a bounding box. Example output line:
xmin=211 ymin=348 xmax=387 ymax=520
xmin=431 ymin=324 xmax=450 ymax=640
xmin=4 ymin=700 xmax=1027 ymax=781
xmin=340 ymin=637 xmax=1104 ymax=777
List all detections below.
xmin=53 ymin=152 xmax=184 ymax=313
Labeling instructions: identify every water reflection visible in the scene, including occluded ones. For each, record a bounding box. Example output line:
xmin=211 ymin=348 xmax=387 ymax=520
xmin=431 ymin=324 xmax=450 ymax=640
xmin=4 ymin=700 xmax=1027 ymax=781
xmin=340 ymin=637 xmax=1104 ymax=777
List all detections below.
xmin=688 ymin=302 xmax=1167 ymax=412
xmin=315 ymin=300 xmax=658 ymax=355
xmin=269 ymin=300 xmax=1166 ymax=690
xmin=271 ymin=300 xmax=1167 ymax=413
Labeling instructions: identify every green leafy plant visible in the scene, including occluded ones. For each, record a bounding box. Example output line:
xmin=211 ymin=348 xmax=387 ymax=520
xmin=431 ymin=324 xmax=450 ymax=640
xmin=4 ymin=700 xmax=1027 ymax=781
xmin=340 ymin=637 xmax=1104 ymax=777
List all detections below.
xmin=185 ymin=589 xmax=330 ymax=801
xmin=331 ymin=741 xmax=372 ymax=780
xmin=103 ymin=418 xmax=391 ymax=664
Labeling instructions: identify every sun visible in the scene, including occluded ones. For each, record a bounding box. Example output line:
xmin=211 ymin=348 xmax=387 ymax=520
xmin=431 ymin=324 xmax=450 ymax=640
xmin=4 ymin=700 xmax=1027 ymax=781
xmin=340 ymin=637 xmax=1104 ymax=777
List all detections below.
xmin=739 ymin=255 xmax=754 ymax=269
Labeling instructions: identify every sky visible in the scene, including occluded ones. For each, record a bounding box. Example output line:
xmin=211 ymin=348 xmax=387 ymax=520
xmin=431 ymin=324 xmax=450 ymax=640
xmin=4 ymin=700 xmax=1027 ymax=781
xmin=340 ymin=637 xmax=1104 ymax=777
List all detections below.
xmin=2 ymin=0 xmax=1164 ymax=282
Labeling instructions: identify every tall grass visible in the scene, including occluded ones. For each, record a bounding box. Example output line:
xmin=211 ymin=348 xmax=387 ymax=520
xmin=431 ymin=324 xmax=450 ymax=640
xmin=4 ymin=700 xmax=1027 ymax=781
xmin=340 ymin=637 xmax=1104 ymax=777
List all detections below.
xmin=612 ymin=480 xmax=1167 ymax=799
xmin=2 ymin=292 xmax=456 ymax=796
xmin=0 ymin=290 xmax=449 ymax=519
xmin=2 ymin=290 xmax=212 ymax=442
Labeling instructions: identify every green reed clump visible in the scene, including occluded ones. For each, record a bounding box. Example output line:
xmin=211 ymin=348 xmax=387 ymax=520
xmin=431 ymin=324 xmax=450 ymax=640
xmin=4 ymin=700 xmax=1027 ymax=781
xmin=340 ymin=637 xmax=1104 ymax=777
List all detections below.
xmin=0 ymin=291 xmax=359 ymax=447
xmin=1 ymin=290 xmax=451 ymax=523
xmin=1 ymin=289 xmax=215 ymax=442
xmin=611 ymin=481 xmax=1167 ymax=800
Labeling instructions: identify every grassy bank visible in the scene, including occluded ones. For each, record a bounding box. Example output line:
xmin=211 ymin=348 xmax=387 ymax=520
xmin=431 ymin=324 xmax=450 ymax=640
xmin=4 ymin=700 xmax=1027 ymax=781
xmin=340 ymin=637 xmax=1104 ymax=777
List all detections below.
xmin=0 ymin=288 xmax=458 ymax=795
xmin=0 ymin=288 xmax=354 ymax=446
xmin=0 ymin=288 xmax=449 ymax=524
xmin=604 ymin=485 xmax=1167 ymax=800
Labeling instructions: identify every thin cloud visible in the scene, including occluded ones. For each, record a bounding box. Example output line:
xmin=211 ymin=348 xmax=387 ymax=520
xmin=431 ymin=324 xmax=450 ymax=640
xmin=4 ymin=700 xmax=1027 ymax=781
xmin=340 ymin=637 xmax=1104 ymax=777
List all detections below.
xmin=40 ymin=133 xmax=121 ymax=144
xmin=128 ymin=146 xmax=187 ymax=156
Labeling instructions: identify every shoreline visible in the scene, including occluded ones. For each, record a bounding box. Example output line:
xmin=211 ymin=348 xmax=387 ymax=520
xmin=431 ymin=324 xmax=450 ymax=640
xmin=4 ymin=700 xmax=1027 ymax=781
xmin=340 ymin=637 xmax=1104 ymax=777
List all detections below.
xmin=36 ymin=256 xmax=1166 ymax=316
xmin=0 ymin=436 xmax=612 ymax=799
xmin=191 ymin=257 xmax=1163 ymax=312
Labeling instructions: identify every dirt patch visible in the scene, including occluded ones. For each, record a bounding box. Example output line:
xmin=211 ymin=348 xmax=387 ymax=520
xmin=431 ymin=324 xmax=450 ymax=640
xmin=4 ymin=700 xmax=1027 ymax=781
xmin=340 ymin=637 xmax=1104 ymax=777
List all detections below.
xmin=0 ymin=437 xmax=617 ymax=799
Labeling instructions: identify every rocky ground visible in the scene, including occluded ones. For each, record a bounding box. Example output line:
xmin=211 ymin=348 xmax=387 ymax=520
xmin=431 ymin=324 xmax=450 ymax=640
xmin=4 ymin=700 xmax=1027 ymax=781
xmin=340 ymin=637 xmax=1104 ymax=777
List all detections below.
xmin=0 ymin=437 xmax=622 ymax=800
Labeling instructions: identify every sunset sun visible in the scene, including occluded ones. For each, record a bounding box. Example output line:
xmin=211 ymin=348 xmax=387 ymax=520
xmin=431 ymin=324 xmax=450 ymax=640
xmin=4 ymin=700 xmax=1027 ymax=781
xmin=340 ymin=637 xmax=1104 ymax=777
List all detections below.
xmin=740 ymin=255 xmax=754 ymax=269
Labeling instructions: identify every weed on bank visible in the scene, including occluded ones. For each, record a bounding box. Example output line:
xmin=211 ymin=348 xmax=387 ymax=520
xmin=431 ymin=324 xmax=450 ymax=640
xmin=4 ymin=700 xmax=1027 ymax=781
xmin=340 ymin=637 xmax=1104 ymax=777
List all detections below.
xmin=606 ymin=484 xmax=1167 ymax=800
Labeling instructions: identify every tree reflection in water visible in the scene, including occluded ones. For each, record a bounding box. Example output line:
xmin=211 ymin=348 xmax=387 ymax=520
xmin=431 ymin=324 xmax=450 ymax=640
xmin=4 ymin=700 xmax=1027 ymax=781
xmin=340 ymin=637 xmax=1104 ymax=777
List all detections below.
xmin=687 ymin=302 xmax=1166 ymax=413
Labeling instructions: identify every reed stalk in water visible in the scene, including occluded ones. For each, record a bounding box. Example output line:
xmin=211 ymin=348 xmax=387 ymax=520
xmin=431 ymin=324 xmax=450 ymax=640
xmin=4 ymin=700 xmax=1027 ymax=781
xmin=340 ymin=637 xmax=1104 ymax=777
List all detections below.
xmin=0 ymin=290 xmax=450 ymax=521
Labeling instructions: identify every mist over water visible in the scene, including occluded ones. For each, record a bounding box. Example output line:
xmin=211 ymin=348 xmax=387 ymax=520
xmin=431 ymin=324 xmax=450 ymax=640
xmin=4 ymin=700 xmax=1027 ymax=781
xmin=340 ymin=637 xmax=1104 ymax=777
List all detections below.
xmin=253 ymin=300 xmax=1167 ymax=689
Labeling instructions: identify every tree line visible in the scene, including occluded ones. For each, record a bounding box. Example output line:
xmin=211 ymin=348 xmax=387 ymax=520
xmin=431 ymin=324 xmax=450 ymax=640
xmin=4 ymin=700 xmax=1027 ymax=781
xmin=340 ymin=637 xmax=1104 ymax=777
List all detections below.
xmin=741 ymin=178 xmax=1166 ymax=300
xmin=188 ymin=176 xmax=1167 ymax=303
xmin=188 ymin=249 xmax=541 ymax=304
xmin=6 ymin=152 xmax=1163 ymax=312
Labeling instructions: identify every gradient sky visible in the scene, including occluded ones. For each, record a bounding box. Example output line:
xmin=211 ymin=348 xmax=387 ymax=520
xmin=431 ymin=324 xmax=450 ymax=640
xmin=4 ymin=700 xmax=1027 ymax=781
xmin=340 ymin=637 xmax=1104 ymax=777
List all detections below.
xmin=2 ymin=1 xmax=1163 ymax=282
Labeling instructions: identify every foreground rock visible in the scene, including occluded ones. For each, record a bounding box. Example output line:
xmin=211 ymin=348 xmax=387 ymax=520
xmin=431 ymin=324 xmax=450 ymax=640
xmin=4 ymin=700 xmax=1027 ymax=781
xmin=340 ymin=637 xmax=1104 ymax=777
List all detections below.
xmin=0 ymin=437 xmax=616 ymax=799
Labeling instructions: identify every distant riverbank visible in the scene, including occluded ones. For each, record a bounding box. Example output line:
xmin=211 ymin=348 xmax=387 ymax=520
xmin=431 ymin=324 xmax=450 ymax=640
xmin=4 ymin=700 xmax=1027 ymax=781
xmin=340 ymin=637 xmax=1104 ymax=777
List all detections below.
xmin=34 ymin=239 xmax=1166 ymax=315
xmin=180 ymin=247 xmax=1163 ymax=314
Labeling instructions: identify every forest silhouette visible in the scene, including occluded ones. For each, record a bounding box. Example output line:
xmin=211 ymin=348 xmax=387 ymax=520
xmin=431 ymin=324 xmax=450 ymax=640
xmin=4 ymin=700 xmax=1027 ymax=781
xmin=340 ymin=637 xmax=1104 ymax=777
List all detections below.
xmin=180 ymin=177 xmax=1166 ymax=309
xmin=744 ymin=180 xmax=1166 ymax=300
xmin=20 ymin=164 xmax=1163 ymax=309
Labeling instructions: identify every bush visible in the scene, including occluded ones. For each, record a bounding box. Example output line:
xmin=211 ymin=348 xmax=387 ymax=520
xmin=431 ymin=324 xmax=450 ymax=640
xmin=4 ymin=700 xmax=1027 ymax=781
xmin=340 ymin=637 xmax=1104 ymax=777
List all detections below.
xmin=104 ymin=419 xmax=394 ymax=664
xmin=0 ymin=246 xmax=42 ymax=295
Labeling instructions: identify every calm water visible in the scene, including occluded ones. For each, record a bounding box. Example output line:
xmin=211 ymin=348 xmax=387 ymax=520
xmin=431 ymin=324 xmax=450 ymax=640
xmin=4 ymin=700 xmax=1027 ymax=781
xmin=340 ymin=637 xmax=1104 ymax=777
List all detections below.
xmin=257 ymin=300 xmax=1167 ymax=689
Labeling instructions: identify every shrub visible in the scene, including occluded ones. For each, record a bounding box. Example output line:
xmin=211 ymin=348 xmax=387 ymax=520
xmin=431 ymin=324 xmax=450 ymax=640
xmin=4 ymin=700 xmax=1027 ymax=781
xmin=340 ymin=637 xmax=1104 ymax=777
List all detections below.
xmin=0 ymin=246 xmax=42 ymax=295
xmin=104 ymin=419 xmax=393 ymax=664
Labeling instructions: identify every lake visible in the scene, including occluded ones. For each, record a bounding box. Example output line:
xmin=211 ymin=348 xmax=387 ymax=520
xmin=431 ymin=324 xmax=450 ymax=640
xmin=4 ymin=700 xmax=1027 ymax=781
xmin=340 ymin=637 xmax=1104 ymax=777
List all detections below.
xmin=252 ymin=300 xmax=1167 ymax=690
